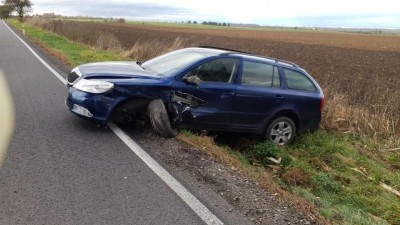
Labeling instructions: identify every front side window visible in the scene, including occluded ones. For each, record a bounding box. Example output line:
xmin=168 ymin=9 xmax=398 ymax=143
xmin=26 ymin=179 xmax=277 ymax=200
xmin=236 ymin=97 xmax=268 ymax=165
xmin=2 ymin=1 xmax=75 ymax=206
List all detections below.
xmin=284 ymin=69 xmax=316 ymax=92
xmin=241 ymin=61 xmax=280 ymax=88
xmin=187 ymin=58 xmax=240 ymax=83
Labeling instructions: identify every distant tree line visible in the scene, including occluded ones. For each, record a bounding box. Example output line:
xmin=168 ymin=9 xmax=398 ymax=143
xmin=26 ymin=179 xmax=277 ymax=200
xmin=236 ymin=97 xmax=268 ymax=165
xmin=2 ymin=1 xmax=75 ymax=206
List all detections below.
xmin=184 ymin=20 xmax=230 ymax=27
xmin=104 ymin=17 xmax=125 ymax=23
xmin=202 ymin=21 xmax=230 ymax=26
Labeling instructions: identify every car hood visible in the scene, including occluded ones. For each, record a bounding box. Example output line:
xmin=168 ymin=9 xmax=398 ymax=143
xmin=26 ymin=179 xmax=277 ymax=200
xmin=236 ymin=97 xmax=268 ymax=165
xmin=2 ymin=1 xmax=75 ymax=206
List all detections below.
xmin=78 ymin=61 xmax=160 ymax=79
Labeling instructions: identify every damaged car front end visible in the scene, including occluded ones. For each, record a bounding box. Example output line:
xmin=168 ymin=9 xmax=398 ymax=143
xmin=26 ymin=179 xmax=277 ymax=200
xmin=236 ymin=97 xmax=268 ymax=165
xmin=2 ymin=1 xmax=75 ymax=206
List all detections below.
xmin=66 ymin=48 xmax=212 ymax=127
xmin=66 ymin=63 xmax=172 ymax=125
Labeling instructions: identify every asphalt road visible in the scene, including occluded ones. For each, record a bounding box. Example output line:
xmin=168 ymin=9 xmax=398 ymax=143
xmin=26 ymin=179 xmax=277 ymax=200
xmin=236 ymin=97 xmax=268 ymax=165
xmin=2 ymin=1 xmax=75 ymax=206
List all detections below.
xmin=0 ymin=21 xmax=249 ymax=225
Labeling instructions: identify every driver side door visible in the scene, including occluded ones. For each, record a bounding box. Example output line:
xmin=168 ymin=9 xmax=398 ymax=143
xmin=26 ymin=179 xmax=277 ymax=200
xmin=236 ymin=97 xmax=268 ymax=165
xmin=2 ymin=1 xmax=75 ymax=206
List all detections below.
xmin=171 ymin=57 xmax=240 ymax=130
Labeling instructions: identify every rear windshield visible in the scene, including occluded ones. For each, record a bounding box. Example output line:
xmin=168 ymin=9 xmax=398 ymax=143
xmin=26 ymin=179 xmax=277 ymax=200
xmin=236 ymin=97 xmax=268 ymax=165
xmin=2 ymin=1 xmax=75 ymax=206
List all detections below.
xmin=284 ymin=69 xmax=317 ymax=92
xmin=142 ymin=49 xmax=212 ymax=77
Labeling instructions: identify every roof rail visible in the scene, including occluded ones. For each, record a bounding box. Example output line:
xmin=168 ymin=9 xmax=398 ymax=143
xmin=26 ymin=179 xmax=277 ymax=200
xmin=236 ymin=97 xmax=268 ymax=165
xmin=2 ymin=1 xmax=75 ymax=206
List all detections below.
xmin=197 ymin=46 xmax=251 ymax=54
xmin=271 ymin=58 xmax=299 ymax=68
xmin=197 ymin=46 xmax=299 ymax=68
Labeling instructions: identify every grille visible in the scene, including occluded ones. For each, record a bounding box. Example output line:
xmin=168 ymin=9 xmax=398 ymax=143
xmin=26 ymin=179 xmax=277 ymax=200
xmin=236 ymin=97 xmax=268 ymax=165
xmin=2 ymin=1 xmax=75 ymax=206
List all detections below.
xmin=66 ymin=98 xmax=72 ymax=108
xmin=67 ymin=71 xmax=79 ymax=84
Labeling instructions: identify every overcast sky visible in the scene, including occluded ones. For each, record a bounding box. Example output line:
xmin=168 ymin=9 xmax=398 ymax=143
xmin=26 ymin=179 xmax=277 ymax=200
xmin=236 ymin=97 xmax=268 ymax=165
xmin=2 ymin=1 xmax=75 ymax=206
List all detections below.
xmin=31 ymin=0 xmax=400 ymax=28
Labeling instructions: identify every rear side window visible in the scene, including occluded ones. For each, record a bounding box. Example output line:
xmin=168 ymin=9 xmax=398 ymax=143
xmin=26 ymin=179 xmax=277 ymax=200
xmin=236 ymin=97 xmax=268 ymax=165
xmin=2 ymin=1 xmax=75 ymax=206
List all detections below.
xmin=241 ymin=61 xmax=280 ymax=88
xmin=284 ymin=69 xmax=316 ymax=92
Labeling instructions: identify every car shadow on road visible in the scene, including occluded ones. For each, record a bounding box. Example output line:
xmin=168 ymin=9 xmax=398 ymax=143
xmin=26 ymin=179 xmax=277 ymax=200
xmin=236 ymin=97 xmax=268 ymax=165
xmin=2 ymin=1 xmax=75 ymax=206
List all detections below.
xmin=64 ymin=115 xmax=111 ymax=133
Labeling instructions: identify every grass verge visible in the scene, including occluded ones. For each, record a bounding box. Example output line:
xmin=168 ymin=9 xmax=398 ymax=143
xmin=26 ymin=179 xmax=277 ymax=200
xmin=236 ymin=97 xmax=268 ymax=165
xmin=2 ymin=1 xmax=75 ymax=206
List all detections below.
xmin=9 ymin=19 xmax=400 ymax=225
xmin=178 ymin=131 xmax=400 ymax=225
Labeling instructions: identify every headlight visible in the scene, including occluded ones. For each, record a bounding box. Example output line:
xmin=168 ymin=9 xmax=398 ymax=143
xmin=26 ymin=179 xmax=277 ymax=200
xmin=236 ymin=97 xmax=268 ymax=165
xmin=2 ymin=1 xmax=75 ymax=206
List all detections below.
xmin=73 ymin=79 xmax=114 ymax=94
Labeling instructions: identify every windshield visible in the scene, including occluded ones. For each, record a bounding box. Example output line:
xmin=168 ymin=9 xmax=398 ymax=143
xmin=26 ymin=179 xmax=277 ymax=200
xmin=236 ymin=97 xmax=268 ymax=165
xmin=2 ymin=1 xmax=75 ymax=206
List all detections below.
xmin=141 ymin=49 xmax=212 ymax=77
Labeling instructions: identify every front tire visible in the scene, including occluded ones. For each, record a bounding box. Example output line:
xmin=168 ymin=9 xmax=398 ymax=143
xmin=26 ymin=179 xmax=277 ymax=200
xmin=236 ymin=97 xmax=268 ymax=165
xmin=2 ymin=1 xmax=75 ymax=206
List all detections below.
xmin=148 ymin=99 xmax=178 ymax=138
xmin=265 ymin=117 xmax=296 ymax=145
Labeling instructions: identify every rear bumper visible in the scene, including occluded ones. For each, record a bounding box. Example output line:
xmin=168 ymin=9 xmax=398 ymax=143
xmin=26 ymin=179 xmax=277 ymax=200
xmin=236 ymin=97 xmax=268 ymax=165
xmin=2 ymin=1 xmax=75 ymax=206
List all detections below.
xmin=299 ymin=114 xmax=321 ymax=133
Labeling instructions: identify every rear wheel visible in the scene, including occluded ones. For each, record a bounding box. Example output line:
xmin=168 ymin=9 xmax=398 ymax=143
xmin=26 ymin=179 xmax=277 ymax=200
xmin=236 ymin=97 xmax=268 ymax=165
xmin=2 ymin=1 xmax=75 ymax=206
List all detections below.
xmin=265 ymin=117 xmax=296 ymax=145
xmin=148 ymin=99 xmax=178 ymax=138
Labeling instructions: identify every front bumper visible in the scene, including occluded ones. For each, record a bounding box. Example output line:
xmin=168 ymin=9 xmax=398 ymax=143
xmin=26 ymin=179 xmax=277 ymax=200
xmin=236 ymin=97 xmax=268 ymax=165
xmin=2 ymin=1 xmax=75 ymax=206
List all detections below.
xmin=66 ymin=87 xmax=120 ymax=125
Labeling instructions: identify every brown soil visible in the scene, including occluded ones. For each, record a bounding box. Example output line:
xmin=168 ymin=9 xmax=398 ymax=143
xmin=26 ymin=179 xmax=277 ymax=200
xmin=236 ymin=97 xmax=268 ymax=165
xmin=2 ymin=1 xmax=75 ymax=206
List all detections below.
xmin=71 ymin=22 xmax=400 ymax=52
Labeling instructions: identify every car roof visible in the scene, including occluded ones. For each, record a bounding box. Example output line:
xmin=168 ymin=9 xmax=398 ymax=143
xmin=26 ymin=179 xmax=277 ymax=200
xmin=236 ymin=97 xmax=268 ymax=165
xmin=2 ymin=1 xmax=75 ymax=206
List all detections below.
xmin=189 ymin=46 xmax=300 ymax=69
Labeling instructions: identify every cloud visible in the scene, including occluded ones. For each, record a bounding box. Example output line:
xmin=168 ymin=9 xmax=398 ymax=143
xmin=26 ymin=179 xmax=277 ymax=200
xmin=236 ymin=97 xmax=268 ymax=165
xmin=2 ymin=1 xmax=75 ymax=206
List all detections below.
xmin=32 ymin=0 xmax=400 ymax=28
xmin=33 ymin=0 xmax=192 ymax=20
xmin=291 ymin=13 xmax=400 ymax=28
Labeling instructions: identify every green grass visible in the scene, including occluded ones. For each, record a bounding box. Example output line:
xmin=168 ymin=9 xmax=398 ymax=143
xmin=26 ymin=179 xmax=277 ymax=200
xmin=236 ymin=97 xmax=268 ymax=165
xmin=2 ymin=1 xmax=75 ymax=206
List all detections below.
xmin=284 ymin=131 xmax=400 ymax=224
xmin=9 ymin=19 xmax=400 ymax=225
xmin=192 ymin=130 xmax=400 ymax=224
xmin=181 ymin=130 xmax=400 ymax=224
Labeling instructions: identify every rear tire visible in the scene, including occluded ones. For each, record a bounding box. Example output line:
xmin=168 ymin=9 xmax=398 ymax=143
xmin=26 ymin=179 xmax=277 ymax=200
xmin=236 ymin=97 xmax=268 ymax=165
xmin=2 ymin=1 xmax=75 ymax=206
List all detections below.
xmin=148 ymin=99 xmax=178 ymax=138
xmin=265 ymin=117 xmax=296 ymax=145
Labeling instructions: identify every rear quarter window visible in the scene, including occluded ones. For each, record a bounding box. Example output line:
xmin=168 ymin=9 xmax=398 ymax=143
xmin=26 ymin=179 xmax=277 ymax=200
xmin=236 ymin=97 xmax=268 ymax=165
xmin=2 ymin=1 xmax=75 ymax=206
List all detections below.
xmin=241 ymin=61 xmax=280 ymax=88
xmin=284 ymin=69 xmax=317 ymax=92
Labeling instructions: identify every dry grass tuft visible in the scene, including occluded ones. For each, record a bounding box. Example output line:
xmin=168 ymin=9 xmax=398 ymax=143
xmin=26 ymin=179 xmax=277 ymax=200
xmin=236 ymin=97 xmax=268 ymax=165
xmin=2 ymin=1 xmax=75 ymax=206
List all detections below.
xmin=122 ymin=37 xmax=187 ymax=61
xmin=26 ymin=18 xmax=123 ymax=52
xmin=322 ymin=87 xmax=400 ymax=147
xmin=176 ymin=132 xmax=238 ymax=166
xmin=281 ymin=168 xmax=310 ymax=187
xmin=96 ymin=32 xmax=122 ymax=51
xmin=25 ymin=17 xmax=48 ymax=28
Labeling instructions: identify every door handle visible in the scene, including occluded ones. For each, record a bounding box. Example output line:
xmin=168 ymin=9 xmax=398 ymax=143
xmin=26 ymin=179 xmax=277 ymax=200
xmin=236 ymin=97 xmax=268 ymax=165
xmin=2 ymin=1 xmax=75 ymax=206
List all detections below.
xmin=275 ymin=95 xmax=284 ymax=100
xmin=222 ymin=92 xmax=235 ymax=96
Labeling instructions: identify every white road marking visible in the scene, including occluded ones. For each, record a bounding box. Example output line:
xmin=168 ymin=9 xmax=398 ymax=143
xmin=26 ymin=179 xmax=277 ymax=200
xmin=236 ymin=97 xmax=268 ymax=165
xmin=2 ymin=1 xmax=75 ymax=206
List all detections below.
xmin=3 ymin=21 xmax=67 ymax=85
xmin=109 ymin=123 xmax=223 ymax=225
xmin=3 ymin=20 xmax=224 ymax=225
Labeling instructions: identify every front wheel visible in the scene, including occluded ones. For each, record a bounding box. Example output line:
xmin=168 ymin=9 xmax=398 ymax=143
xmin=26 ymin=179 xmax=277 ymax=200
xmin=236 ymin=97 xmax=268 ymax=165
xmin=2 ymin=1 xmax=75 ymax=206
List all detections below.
xmin=148 ymin=99 xmax=178 ymax=138
xmin=265 ymin=117 xmax=296 ymax=145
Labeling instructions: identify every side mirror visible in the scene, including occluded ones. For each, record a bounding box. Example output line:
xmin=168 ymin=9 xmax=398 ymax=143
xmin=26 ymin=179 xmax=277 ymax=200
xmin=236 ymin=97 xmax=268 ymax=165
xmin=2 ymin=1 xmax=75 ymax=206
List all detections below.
xmin=182 ymin=74 xmax=202 ymax=86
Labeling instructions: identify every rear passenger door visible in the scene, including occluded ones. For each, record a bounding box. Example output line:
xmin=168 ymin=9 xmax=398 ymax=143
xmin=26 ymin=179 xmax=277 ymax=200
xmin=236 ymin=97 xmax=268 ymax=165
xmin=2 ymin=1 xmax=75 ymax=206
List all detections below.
xmin=231 ymin=60 xmax=285 ymax=132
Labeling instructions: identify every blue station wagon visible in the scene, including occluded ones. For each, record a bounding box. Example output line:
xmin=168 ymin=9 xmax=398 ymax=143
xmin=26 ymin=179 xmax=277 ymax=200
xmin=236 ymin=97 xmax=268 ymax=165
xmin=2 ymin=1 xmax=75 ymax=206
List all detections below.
xmin=66 ymin=47 xmax=324 ymax=145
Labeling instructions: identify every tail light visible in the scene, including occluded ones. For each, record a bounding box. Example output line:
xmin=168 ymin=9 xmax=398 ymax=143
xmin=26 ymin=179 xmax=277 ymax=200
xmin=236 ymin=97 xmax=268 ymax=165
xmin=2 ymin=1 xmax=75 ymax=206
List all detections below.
xmin=320 ymin=95 xmax=325 ymax=111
